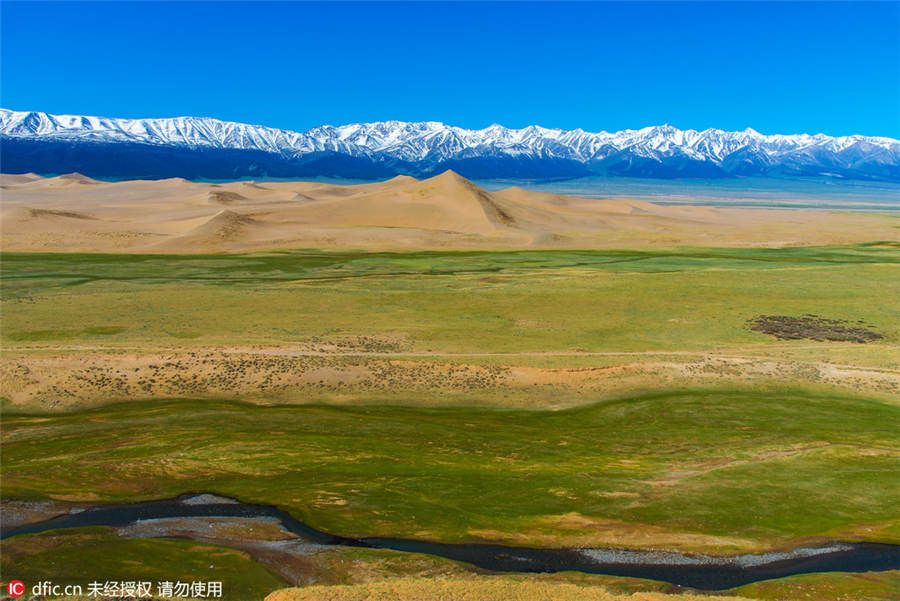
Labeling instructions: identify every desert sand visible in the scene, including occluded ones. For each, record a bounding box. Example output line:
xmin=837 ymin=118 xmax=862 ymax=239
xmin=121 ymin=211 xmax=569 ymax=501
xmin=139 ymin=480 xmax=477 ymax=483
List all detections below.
xmin=1 ymin=171 xmax=896 ymax=252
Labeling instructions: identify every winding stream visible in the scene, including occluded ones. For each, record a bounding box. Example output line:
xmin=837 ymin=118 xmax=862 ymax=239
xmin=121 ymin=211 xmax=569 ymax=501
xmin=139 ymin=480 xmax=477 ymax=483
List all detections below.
xmin=3 ymin=494 xmax=898 ymax=591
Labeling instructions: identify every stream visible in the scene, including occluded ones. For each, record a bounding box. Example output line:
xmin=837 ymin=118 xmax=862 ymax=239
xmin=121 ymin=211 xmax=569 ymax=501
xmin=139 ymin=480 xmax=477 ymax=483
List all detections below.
xmin=3 ymin=493 xmax=898 ymax=591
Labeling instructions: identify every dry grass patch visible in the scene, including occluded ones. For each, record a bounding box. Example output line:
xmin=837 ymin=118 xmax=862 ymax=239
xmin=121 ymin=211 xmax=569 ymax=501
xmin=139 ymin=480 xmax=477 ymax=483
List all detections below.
xmin=264 ymin=576 xmax=751 ymax=601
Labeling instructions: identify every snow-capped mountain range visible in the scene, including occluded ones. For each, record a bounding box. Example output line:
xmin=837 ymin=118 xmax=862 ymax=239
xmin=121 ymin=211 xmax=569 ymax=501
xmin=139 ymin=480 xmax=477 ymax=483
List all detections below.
xmin=2 ymin=108 xmax=899 ymax=182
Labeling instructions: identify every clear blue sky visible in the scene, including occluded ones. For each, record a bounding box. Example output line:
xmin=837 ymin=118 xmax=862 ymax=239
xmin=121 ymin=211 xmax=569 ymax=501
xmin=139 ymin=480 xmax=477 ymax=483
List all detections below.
xmin=2 ymin=1 xmax=899 ymax=137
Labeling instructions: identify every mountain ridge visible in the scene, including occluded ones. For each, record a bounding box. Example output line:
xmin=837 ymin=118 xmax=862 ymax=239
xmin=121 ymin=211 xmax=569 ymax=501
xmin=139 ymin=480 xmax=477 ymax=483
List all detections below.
xmin=3 ymin=108 xmax=899 ymax=182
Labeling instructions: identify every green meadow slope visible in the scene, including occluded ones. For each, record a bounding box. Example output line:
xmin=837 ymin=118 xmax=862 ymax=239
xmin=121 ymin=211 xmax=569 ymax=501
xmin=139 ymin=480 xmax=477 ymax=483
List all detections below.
xmin=3 ymin=391 xmax=899 ymax=552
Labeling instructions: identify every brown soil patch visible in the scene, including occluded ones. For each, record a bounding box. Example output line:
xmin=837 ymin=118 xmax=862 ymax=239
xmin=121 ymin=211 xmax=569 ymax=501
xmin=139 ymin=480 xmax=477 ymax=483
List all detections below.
xmin=748 ymin=314 xmax=885 ymax=343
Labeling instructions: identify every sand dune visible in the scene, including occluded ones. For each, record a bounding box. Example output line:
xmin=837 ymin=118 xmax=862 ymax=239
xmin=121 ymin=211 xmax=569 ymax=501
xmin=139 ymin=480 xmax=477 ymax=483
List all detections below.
xmin=281 ymin=170 xmax=515 ymax=234
xmin=0 ymin=172 xmax=42 ymax=187
xmin=154 ymin=209 xmax=281 ymax=252
xmin=0 ymin=170 xmax=896 ymax=252
xmin=207 ymin=190 xmax=248 ymax=205
xmin=187 ymin=209 xmax=259 ymax=239
xmin=13 ymin=172 xmax=100 ymax=188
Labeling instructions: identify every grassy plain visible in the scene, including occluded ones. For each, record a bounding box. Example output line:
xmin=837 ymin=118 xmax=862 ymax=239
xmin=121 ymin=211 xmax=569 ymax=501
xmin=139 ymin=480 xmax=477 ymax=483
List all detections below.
xmin=3 ymin=246 xmax=899 ymax=355
xmin=1 ymin=527 xmax=285 ymax=600
xmin=731 ymin=570 xmax=900 ymax=601
xmin=2 ymin=245 xmax=899 ymax=600
xmin=2 ymin=246 xmax=898 ymax=411
xmin=3 ymin=391 xmax=898 ymax=552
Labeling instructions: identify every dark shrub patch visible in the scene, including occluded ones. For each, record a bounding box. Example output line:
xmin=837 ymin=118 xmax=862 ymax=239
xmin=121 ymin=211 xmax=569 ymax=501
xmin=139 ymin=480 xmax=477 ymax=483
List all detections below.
xmin=747 ymin=314 xmax=884 ymax=343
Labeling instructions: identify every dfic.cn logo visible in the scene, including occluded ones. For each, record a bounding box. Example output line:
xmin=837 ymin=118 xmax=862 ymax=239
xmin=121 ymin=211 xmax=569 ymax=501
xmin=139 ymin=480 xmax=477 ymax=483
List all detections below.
xmin=7 ymin=580 xmax=25 ymax=597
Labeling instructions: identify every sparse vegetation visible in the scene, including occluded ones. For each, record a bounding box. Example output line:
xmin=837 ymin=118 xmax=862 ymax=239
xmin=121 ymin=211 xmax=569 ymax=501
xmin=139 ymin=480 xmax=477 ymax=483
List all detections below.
xmin=263 ymin=575 xmax=749 ymax=601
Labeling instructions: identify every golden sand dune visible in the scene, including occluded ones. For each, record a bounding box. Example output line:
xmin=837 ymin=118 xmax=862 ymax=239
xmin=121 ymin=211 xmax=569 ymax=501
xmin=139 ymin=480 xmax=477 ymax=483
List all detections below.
xmin=207 ymin=190 xmax=249 ymax=205
xmin=0 ymin=170 xmax=896 ymax=252
xmin=0 ymin=172 xmax=43 ymax=187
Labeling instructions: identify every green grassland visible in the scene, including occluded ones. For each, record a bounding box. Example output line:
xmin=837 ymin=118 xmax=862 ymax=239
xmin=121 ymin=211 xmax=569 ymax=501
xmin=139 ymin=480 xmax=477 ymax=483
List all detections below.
xmin=1 ymin=527 xmax=285 ymax=601
xmin=3 ymin=390 xmax=898 ymax=552
xmin=2 ymin=246 xmax=898 ymax=600
xmin=2 ymin=245 xmax=898 ymax=355
xmin=731 ymin=570 xmax=900 ymax=601
xmin=4 ymin=243 xmax=898 ymax=287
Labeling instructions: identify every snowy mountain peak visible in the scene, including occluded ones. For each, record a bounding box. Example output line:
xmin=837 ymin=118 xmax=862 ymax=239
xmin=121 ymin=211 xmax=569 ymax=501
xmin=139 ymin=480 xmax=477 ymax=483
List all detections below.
xmin=2 ymin=108 xmax=898 ymax=182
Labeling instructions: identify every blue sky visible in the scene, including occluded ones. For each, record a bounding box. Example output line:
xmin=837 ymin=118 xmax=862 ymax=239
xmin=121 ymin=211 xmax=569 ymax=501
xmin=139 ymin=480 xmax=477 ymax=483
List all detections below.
xmin=2 ymin=1 xmax=899 ymax=137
